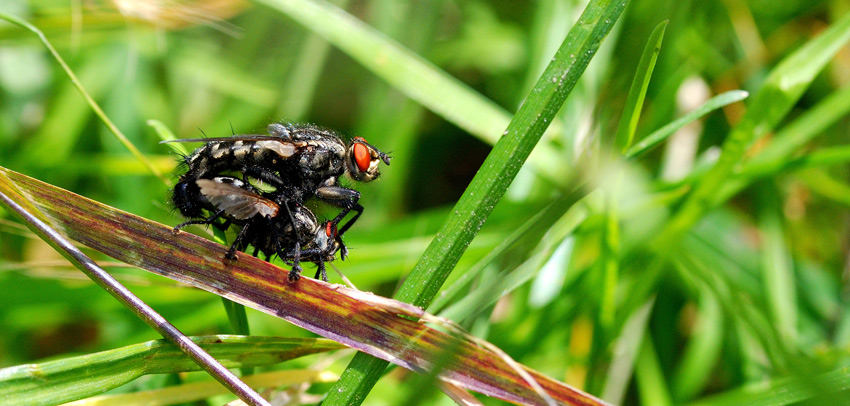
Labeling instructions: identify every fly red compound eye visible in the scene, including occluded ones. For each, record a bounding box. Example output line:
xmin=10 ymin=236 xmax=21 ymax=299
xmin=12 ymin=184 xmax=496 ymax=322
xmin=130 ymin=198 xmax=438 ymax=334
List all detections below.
xmin=326 ymin=222 xmax=334 ymax=237
xmin=352 ymin=142 xmax=371 ymax=173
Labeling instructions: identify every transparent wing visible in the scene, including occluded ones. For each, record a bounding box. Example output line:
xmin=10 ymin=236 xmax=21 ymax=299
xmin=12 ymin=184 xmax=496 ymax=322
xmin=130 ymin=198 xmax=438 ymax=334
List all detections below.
xmin=159 ymin=135 xmax=285 ymax=144
xmin=196 ymin=178 xmax=278 ymax=220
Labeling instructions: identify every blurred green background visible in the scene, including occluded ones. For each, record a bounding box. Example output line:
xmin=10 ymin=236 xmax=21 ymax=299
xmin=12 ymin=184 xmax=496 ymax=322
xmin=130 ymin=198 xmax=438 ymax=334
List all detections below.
xmin=1 ymin=0 xmax=849 ymax=405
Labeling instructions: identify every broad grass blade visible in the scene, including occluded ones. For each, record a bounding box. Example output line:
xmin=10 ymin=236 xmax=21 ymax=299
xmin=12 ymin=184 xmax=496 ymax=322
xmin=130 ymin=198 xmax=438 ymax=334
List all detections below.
xmin=0 ymin=336 xmax=342 ymax=406
xmin=0 ymin=166 xmax=607 ymax=406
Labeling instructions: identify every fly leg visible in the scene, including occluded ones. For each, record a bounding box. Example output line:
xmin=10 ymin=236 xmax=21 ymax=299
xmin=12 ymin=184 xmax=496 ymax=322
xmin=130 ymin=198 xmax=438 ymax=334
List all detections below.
xmin=226 ymin=222 xmax=251 ymax=260
xmin=283 ymin=247 xmax=328 ymax=282
xmin=336 ymin=203 xmax=363 ymax=236
xmin=315 ymin=261 xmax=327 ymax=282
xmin=279 ymin=201 xmax=306 ymax=280
xmin=315 ymin=185 xmax=361 ymax=259
xmin=276 ymin=236 xmax=302 ymax=282
xmin=239 ymin=166 xmax=288 ymax=190
xmin=174 ymin=209 xmax=226 ymax=231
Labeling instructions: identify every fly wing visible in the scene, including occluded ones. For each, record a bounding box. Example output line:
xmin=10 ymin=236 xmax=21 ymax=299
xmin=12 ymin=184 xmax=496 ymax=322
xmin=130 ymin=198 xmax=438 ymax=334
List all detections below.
xmin=160 ymin=135 xmax=284 ymax=144
xmin=196 ymin=178 xmax=279 ymax=220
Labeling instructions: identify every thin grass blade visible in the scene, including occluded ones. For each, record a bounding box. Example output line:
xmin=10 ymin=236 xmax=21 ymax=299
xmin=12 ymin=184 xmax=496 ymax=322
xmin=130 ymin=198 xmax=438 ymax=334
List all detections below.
xmin=64 ymin=370 xmax=338 ymax=406
xmin=614 ymin=21 xmax=668 ymax=154
xmin=671 ymin=289 xmax=724 ymax=401
xmin=625 ymin=90 xmax=749 ymax=159
xmin=737 ymin=84 xmax=850 ymax=177
xmin=252 ymin=0 xmax=510 ymax=145
xmin=756 ymin=183 xmax=797 ymax=345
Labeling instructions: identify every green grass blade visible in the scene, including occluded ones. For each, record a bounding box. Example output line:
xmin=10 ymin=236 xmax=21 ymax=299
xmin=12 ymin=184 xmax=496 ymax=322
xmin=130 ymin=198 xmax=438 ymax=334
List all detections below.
xmin=0 ymin=335 xmax=343 ymax=406
xmin=147 ymin=120 xmax=188 ymax=155
xmin=714 ymin=84 xmax=850 ymax=203
xmin=0 ymin=167 xmax=606 ymax=406
xmin=396 ymin=0 xmax=626 ymax=316
xmin=221 ymin=297 xmax=253 ymax=377
xmin=325 ymin=0 xmax=628 ymax=404
xmin=737 ymin=84 xmax=850 ymax=177
xmin=0 ymin=13 xmax=168 ymax=185
xmin=635 ymin=336 xmax=673 ymax=406
xmin=756 ymin=183 xmax=797 ymax=345
xmin=598 ymin=22 xmax=666 ymax=380
xmin=671 ymin=288 xmax=724 ymax=401
xmin=221 ymin=297 xmax=251 ymax=337
xmin=656 ymin=11 xmax=850 ymax=246
xmin=798 ymin=169 xmax=850 ymax=207
xmin=790 ymin=145 xmax=850 ymax=169
xmin=614 ymin=21 xmax=667 ymax=153
xmin=625 ymin=90 xmax=749 ymax=158
xmin=601 ymin=299 xmax=654 ymax=404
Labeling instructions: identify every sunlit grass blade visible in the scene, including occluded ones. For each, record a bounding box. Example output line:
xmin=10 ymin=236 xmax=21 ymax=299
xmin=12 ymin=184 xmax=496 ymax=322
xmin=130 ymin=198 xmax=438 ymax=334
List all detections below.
xmin=147 ymin=119 xmax=188 ymax=155
xmin=65 ymin=370 xmax=338 ymax=406
xmin=0 ymin=12 xmax=168 ymax=185
xmin=0 ymin=166 xmax=607 ymax=406
xmin=614 ymin=21 xmax=667 ymax=154
xmin=656 ymin=12 xmax=850 ymax=245
xmin=252 ymin=0 xmax=510 ymax=145
xmin=0 ymin=335 xmax=342 ymax=406
xmin=396 ymin=0 xmax=627 ymax=333
xmin=625 ymin=90 xmax=749 ymax=159
xmin=326 ymin=0 xmax=628 ymax=402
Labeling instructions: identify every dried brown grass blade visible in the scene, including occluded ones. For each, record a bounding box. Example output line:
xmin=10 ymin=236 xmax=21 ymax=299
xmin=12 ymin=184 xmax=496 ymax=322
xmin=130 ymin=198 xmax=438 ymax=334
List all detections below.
xmin=0 ymin=167 xmax=607 ymax=406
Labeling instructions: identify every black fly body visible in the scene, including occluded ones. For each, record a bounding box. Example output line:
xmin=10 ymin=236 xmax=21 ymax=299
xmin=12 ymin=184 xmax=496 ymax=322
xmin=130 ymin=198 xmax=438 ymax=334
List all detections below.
xmin=175 ymin=176 xmax=342 ymax=281
xmin=165 ymin=123 xmax=390 ymax=281
xmin=168 ymin=123 xmax=391 ymax=235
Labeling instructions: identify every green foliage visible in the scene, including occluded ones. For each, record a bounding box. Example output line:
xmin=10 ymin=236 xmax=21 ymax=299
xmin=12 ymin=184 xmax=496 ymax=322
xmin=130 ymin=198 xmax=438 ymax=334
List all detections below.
xmin=1 ymin=0 xmax=850 ymax=405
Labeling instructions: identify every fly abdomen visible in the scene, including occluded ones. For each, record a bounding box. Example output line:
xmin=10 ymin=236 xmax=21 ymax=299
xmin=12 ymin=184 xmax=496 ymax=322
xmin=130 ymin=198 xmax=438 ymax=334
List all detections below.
xmin=172 ymin=179 xmax=204 ymax=219
xmin=182 ymin=139 xmax=300 ymax=181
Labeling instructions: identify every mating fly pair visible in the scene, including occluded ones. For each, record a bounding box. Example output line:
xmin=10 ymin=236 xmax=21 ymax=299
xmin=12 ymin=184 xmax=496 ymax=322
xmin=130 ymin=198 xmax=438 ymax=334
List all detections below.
xmin=165 ymin=123 xmax=391 ymax=282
